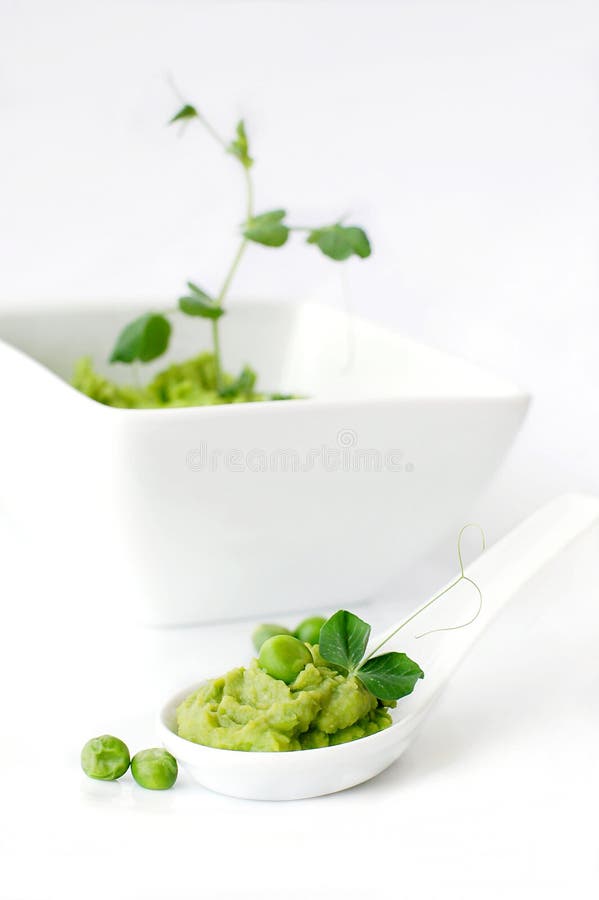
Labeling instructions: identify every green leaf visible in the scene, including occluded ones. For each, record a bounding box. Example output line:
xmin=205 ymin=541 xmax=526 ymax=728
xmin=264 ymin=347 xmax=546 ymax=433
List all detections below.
xmin=169 ymin=104 xmax=198 ymax=124
xmin=357 ymin=652 xmax=424 ymax=701
xmin=219 ymin=365 xmax=257 ymax=399
xmin=306 ymin=224 xmax=371 ymax=261
xmin=109 ymin=313 xmax=172 ymax=364
xmin=227 ymin=120 xmax=253 ymax=169
xmin=319 ymin=610 xmax=371 ymax=672
xmin=178 ymin=297 xmax=224 ymax=320
xmin=186 ymin=281 xmax=211 ymax=300
xmin=243 ymin=209 xmax=289 ymax=248
xmin=178 ymin=283 xmax=223 ymax=320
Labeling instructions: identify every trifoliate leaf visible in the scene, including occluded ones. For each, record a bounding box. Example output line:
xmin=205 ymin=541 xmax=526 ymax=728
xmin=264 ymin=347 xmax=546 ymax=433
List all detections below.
xmin=109 ymin=313 xmax=171 ymax=364
xmin=178 ymin=296 xmax=224 ymax=319
xmin=243 ymin=209 xmax=289 ymax=247
xmin=227 ymin=120 xmax=253 ymax=169
xmin=178 ymin=283 xmax=223 ymax=319
xmin=306 ymin=224 xmax=371 ymax=261
xmin=169 ymin=104 xmax=198 ymax=124
xmin=319 ymin=610 xmax=371 ymax=672
xmin=357 ymin=652 xmax=424 ymax=701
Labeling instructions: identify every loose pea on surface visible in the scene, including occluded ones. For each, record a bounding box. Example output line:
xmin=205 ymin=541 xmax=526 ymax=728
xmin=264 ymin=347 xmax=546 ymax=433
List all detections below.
xmin=81 ymin=735 xmax=131 ymax=781
xmin=131 ymin=748 xmax=178 ymax=790
xmin=252 ymin=623 xmax=291 ymax=653
xmin=258 ymin=634 xmax=312 ymax=684
xmin=294 ymin=616 xmax=327 ymax=645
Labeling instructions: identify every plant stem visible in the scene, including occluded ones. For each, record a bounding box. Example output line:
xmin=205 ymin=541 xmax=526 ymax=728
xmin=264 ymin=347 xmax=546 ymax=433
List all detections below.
xmin=211 ymin=319 xmax=223 ymax=389
xmin=194 ymin=112 xmax=229 ymax=152
xmin=358 ymin=578 xmax=463 ymax=669
xmin=190 ymin=111 xmax=256 ymax=393
xmin=243 ymin=166 xmax=254 ymax=221
xmin=216 ymin=238 xmax=249 ymax=304
xmin=211 ymin=239 xmax=248 ymax=393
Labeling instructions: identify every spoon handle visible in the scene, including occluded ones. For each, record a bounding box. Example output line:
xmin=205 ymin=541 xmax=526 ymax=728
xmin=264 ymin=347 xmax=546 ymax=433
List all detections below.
xmin=465 ymin=492 xmax=599 ymax=622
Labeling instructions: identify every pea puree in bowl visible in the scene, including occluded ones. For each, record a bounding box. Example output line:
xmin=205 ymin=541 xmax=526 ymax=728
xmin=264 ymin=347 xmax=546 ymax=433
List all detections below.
xmin=176 ymin=645 xmax=394 ymax=752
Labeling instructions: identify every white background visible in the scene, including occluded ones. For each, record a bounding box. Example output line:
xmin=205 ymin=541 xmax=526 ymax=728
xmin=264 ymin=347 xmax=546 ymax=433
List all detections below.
xmin=1 ymin=2 xmax=598 ymax=898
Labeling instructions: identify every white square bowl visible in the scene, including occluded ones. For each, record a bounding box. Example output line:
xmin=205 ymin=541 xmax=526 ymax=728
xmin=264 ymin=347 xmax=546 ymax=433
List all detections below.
xmin=0 ymin=300 xmax=529 ymax=625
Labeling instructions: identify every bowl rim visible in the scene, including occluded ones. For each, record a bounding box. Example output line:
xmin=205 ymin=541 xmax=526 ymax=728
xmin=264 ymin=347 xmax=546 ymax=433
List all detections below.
xmin=0 ymin=297 xmax=531 ymax=417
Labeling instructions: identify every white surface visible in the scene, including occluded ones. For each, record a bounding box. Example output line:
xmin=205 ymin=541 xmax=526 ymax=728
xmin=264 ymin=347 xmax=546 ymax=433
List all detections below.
xmin=1 ymin=502 xmax=598 ymax=899
xmin=1 ymin=0 xmax=598 ymax=897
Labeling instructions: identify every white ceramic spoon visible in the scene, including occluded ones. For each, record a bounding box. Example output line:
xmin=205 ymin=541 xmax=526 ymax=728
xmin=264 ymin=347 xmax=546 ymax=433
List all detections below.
xmin=158 ymin=493 xmax=599 ymax=801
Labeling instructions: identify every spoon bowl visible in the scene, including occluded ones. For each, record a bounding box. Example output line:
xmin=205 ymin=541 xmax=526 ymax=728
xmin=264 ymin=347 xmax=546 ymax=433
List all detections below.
xmin=159 ymin=683 xmax=425 ymax=801
xmin=157 ymin=493 xmax=599 ymax=800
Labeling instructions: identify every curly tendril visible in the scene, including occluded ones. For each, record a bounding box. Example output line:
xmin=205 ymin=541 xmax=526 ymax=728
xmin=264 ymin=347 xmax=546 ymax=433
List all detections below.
xmin=360 ymin=524 xmax=486 ymax=664
xmin=414 ymin=523 xmax=486 ymax=639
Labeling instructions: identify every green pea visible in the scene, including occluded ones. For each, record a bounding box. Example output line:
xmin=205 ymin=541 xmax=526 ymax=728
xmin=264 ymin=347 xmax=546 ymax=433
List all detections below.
xmin=81 ymin=735 xmax=130 ymax=781
xmin=294 ymin=616 xmax=327 ymax=645
xmin=258 ymin=634 xmax=312 ymax=684
xmin=252 ymin=623 xmax=291 ymax=653
xmin=131 ymin=748 xmax=178 ymax=791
